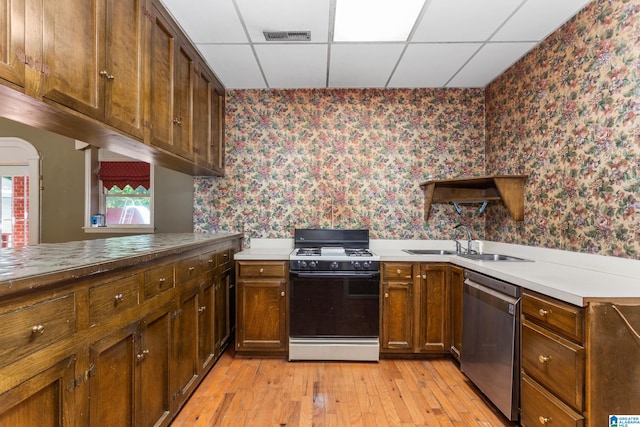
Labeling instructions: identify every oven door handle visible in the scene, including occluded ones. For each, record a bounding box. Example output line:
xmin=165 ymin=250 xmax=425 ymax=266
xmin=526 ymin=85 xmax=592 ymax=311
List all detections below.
xmin=290 ymin=271 xmax=380 ymax=279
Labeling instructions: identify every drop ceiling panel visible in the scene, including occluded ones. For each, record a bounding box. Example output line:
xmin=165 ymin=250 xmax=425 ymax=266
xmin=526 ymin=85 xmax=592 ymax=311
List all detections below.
xmin=412 ymin=0 xmax=523 ymax=42
xmin=447 ymin=42 xmax=536 ymax=87
xmin=389 ymin=43 xmax=481 ymax=88
xmin=492 ymin=0 xmax=592 ymax=41
xmin=329 ymin=44 xmax=405 ymax=88
xmin=197 ymin=44 xmax=266 ymax=89
xmin=160 ymin=0 xmax=247 ymax=43
xmin=236 ymin=0 xmax=330 ymax=43
xmin=254 ymin=44 xmax=328 ymax=88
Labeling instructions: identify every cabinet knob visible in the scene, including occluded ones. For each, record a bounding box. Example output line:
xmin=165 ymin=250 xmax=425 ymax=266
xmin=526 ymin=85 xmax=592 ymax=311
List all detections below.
xmin=159 ymin=277 xmax=166 ymax=283
xmin=539 ymin=416 xmax=552 ymax=424
xmin=384 ymin=292 xmax=389 ymax=298
xmin=198 ymin=306 xmax=206 ymax=314
xmin=188 ymin=266 xmax=195 ymax=272
xmin=259 ymin=268 xmax=264 ymax=273
xmin=114 ymin=293 xmax=124 ymax=303
xmin=173 ymin=118 xmax=182 ymax=125
xmin=422 ymin=274 xmax=426 ymax=280
xmin=31 ymin=324 xmax=45 ymax=334
xmin=208 ymin=259 xmax=214 ymax=264
xmin=538 ymin=308 xmax=551 ymax=317
xmin=538 ymin=355 xmax=551 ymax=364
xmin=136 ymin=349 xmax=149 ymax=362
xmin=396 ymin=269 xmax=401 ymax=275
xmin=281 ymin=291 xmax=285 ymax=297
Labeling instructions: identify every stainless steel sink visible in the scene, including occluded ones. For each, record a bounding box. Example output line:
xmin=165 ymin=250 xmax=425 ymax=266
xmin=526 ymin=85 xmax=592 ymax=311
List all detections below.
xmin=459 ymin=253 xmax=532 ymax=262
xmin=402 ymin=249 xmax=456 ymax=255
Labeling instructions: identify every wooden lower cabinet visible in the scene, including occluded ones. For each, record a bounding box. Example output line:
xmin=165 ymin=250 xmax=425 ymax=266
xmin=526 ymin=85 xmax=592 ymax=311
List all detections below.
xmin=0 ymin=356 xmax=76 ymax=426
xmin=215 ymin=267 xmax=232 ymax=354
xmin=173 ymin=284 xmax=200 ymax=407
xmin=0 ymin=236 xmax=240 ymax=427
xmin=235 ymin=261 xmax=288 ymax=355
xmin=449 ymin=265 xmax=464 ymax=361
xmin=381 ymin=262 xmax=450 ymax=355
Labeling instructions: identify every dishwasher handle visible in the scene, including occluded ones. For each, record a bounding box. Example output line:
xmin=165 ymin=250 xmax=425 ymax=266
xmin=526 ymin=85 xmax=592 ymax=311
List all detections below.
xmin=464 ymin=278 xmax=520 ymax=316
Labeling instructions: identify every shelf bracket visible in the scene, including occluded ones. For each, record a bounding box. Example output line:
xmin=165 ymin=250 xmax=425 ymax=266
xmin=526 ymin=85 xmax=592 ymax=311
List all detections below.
xmin=452 ymin=200 xmax=489 ymax=215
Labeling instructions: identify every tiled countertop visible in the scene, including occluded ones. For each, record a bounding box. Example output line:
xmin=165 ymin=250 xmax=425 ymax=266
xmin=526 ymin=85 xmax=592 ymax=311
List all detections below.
xmin=235 ymin=238 xmax=640 ymax=306
xmin=0 ymin=233 xmax=242 ymax=294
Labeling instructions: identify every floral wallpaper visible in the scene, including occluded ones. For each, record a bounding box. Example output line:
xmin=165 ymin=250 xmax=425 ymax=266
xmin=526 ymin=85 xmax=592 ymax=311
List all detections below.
xmin=485 ymin=0 xmax=639 ymax=259
xmin=194 ymin=0 xmax=639 ymax=259
xmin=194 ymin=89 xmax=486 ymax=240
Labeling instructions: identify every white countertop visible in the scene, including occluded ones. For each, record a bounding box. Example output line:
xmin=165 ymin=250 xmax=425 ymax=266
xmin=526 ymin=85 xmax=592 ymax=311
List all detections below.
xmin=234 ymin=238 xmax=640 ymax=306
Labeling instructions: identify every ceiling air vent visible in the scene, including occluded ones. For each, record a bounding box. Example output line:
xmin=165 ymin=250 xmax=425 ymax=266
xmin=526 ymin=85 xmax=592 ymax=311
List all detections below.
xmin=263 ymin=31 xmax=311 ymax=42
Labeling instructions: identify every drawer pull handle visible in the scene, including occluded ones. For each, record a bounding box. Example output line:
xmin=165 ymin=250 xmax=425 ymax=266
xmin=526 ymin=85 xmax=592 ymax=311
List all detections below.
xmin=538 ymin=308 xmax=551 ymax=317
xmin=114 ymin=293 xmax=124 ymax=303
xmin=538 ymin=355 xmax=551 ymax=364
xmin=198 ymin=306 xmax=206 ymax=314
xmin=259 ymin=268 xmax=264 ymax=273
xmin=539 ymin=416 xmax=552 ymax=424
xmin=31 ymin=324 xmax=45 ymax=334
xmin=281 ymin=291 xmax=285 ymax=297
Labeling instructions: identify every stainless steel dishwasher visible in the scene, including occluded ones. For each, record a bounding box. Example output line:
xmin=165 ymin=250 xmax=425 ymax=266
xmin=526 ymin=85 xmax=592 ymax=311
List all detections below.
xmin=461 ymin=270 xmax=520 ymax=422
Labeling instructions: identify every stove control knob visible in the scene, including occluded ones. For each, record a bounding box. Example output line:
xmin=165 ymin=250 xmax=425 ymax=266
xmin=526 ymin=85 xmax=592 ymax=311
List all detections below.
xmin=299 ymin=261 xmax=307 ymax=269
xmin=330 ymin=261 xmax=339 ymax=270
xmin=352 ymin=261 xmax=362 ymax=270
xmin=362 ymin=261 xmax=371 ymax=269
xmin=309 ymin=261 xmax=317 ymax=269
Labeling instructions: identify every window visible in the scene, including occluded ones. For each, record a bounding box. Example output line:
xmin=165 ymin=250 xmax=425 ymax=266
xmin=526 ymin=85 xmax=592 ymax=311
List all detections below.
xmin=84 ymin=148 xmax=154 ymax=233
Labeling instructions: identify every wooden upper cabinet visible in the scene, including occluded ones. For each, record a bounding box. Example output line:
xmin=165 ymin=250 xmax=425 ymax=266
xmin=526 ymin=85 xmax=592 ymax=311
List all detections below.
xmin=148 ymin=4 xmax=195 ymax=161
xmin=102 ymin=0 xmax=145 ymax=138
xmin=193 ymin=63 xmax=212 ymax=168
xmin=41 ymin=0 xmax=102 ymax=117
xmin=40 ymin=0 xmax=145 ymax=138
xmin=211 ymin=88 xmax=225 ymax=173
xmin=0 ymin=0 xmax=26 ymax=90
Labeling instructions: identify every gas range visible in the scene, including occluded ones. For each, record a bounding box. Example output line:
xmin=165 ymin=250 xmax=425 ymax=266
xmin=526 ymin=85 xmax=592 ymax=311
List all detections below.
xmin=289 ymin=229 xmax=380 ymax=272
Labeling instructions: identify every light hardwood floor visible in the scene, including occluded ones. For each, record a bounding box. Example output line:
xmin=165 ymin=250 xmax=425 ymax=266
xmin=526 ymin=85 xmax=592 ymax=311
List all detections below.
xmin=171 ymin=351 xmax=516 ymax=427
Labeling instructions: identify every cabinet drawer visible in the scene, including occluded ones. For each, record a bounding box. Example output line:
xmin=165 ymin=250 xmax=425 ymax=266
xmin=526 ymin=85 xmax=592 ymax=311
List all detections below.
xmin=521 ymin=374 xmax=584 ymax=427
xmin=238 ymin=262 xmax=286 ymax=278
xmin=0 ymin=294 xmax=76 ymax=368
xmin=523 ymin=292 xmax=584 ymax=342
xmin=200 ymin=251 xmax=218 ymax=272
xmin=177 ymin=255 xmax=201 ymax=282
xmin=89 ymin=274 xmax=140 ymax=325
xmin=144 ymin=264 xmax=175 ymax=299
xmin=522 ymin=320 xmax=585 ymax=411
xmin=382 ymin=263 xmax=413 ymax=280
xmin=216 ymin=248 xmax=232 ymax=268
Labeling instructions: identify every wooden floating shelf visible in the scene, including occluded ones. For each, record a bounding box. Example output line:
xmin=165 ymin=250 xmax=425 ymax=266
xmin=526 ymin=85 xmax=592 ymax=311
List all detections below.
xmin=420 ymin=175 xmax=528 ymax=221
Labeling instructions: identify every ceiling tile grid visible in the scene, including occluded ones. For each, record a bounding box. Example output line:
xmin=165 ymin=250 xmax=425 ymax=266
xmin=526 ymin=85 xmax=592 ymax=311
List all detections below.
xmin=160 ymin=0 xmax=593 ymax=89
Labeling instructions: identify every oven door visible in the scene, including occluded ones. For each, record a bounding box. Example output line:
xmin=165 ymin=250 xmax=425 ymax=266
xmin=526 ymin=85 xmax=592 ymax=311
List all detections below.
xmin=289 ymin=271 xmax=380 ymax=338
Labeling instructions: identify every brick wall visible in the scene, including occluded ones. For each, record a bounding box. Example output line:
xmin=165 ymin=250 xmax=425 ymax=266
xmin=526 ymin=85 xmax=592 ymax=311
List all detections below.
xmin=12 ymin=176 xmax=28 ymax=247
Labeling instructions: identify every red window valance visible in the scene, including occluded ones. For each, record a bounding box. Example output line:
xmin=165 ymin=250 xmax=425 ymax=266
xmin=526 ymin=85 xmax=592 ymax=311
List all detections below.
xmin=98 ymin=161 xmax=150 ymax=190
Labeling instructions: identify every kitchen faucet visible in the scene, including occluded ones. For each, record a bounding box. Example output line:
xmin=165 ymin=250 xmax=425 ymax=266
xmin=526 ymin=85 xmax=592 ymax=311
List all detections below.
xmin=453 ymin=224 xmax=473 ymax=255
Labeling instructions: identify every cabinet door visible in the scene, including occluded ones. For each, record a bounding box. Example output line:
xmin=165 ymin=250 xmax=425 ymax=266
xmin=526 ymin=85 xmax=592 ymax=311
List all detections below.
xmin=89 ymin=322 xmax=138 ymax=427
xmin=173 ymin=285 xmax=199 ymax=408
xmin=380 ymin=279 xmax=413 ymax=352
xmin=199 ymin=278 xmax=216 ymax=371
xmin=103 ymin=0 xmax=145 ymax=137
xmin=416 ymin=264 xmax=449 ymax=353
xmin=148 ymin=7 xmax=174 ymax=149
xmin=0 ymin=356 xmax=75 ymax=426
xmin=192 ymin=62 xmax=212 ymax=167
xmin=215 ymin=269 xmax=231 ymax=353
xmin=449 ymin=265 xmax=464 ymax=360
xmin=0 ymin=0 xmax=26 ymax=89
xmin=139 ymin=303 xmax=172 ymax=427
xmin=41 ymin=0 xmax=103 ymax=117
xmin=172 ymin=44 xmax=193 ymax=159
xmin=236 ymin=278 xmax=286 ymax=351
